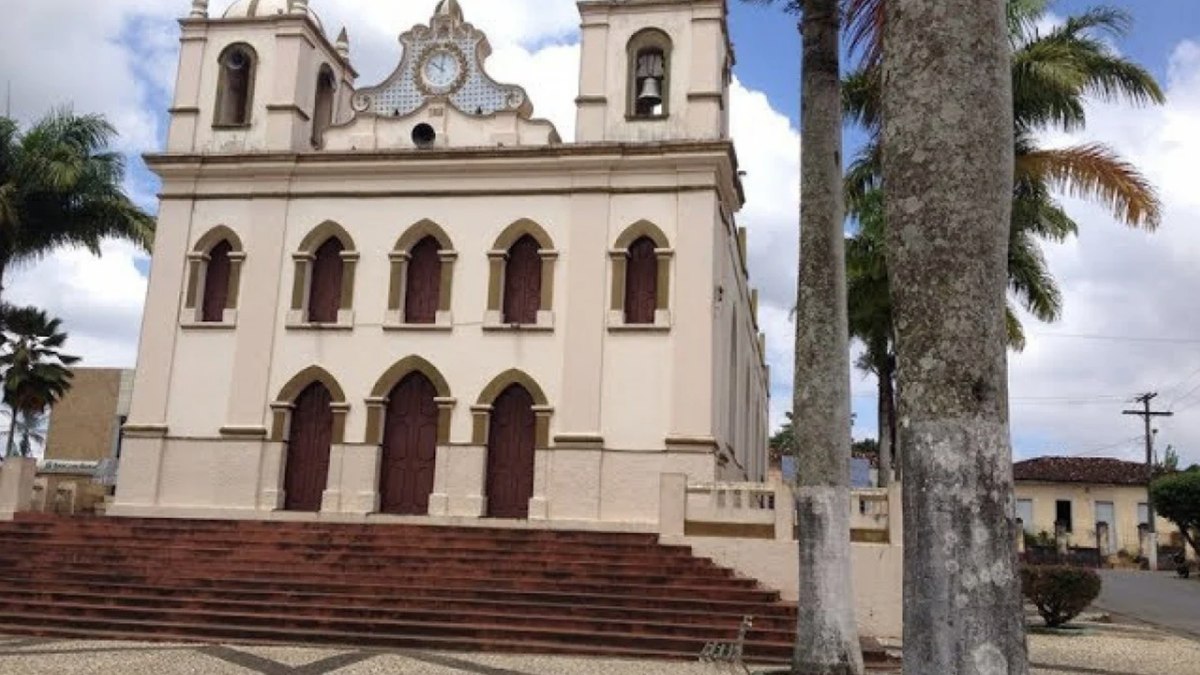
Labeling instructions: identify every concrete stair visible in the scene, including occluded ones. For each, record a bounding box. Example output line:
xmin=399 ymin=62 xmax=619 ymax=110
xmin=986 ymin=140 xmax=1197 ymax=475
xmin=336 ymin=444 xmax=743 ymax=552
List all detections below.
xmin=0 ymin=514 xmax=883 ymax=665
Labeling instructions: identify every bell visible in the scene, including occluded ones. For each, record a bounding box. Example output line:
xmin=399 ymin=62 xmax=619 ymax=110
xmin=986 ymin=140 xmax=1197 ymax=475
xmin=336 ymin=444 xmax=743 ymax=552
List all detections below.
xmin=637 ymin=77 xmax=663 ymax=109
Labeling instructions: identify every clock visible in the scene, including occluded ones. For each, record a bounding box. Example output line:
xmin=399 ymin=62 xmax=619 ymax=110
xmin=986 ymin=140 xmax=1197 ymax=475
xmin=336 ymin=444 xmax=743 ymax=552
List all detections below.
xmin=419 ymin=47 xmax=466 ymax=94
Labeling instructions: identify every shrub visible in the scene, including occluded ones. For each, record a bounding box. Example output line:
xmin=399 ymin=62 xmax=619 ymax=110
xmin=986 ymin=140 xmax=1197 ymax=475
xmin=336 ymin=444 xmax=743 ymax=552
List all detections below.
xmin=1020 ymin=565 xmax=1102 ymax=628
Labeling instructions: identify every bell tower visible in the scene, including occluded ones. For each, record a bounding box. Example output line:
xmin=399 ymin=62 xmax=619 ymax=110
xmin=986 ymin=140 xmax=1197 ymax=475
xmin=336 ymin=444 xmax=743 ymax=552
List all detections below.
xmin=574 ymin=0 xmax=733 ymax=143
xmin=166 ymin=0 xmax=357 ymax=154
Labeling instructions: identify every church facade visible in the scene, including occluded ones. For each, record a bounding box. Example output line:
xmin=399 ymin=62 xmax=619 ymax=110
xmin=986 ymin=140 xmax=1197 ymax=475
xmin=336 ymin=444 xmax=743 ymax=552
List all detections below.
xmin=112 ymin=0 xmax=770 ymax=527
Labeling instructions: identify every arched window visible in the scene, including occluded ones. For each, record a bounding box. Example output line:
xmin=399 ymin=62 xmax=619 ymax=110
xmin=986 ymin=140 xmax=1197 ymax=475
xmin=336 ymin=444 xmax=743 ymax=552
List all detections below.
xmin=201 ymin=240 xmax=233 ymax=323
xmin=308 ymin=237 xmax=345 ymax=323
xmin=627 ymin=30 xmax=672 ymax=119
xmin=214 ymin=44 xmax=257 ymax=127
xmin=183 ymin=227 xmax=245 ymax=327
xmin=610 ymin=221 xmax=672 ymax=329
xmin=504 ymin=235 xmax=542 ymax=325
xmin=405 ymin=236 xmax=442 ymax=325
xmin=289 ymin=222 xmax=358 ymax=329
xmin=311 ymin=66 xmax=336 ymax=148
xmin=624 ymin=237 xmax=658 ymax=324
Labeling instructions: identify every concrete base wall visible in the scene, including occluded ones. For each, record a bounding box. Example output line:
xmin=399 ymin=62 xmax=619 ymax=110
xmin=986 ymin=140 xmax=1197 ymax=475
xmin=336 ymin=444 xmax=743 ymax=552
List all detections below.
xmin=0 ymin=458 xmax=37 ymax=520
xmin=663 ymin=536 xmax=904 ymax=639
xmin=111 ymin=436 xmax=717 ymax=526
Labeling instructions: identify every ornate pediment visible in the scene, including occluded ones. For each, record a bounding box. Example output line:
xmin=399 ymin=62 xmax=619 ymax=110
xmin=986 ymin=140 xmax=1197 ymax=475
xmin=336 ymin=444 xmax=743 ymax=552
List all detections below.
xmin=351 ymin=2 xmax=532 ymax=119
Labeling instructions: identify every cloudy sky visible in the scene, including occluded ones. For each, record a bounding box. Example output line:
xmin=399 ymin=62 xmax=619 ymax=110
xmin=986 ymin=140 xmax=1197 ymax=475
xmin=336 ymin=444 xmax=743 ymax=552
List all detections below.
xmin=1 ymin=0 xmax=1199 ymax=465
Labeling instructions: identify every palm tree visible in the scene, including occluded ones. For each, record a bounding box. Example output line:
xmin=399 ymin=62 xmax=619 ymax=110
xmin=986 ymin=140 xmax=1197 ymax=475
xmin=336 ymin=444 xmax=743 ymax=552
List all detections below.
xmin=845 ymin=1 xmax=1163 ymax=482
xmin=1 ymin=408 xmax=48 ymax=458
xmin=0 ymin=307 xmax=79 ymax=458
xmin=881 ymin=0 xmax=1029 ymax=669
xmin=743 ymin=0 xmax=865 ymax=670
xmin=0 ymin=110 xmax=155 ymax=304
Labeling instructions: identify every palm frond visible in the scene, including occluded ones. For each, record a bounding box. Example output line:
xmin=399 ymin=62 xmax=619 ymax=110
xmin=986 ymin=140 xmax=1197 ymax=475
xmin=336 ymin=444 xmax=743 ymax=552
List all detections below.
xmin=1017 ymin=143 xmax=1162 ymax=229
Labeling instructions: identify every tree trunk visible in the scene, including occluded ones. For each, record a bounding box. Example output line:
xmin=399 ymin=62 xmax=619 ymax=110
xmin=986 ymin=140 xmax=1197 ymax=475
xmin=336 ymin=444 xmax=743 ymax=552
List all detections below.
xmin=793 ymin=1 xmax=864 ymax=673
xmin=882 ymin=0 xmax=1028 ymax=673
xmin=877 ymin=359 xmax=893 ymax=487
xmin=5 ymin=410 xmax=17 ymax=458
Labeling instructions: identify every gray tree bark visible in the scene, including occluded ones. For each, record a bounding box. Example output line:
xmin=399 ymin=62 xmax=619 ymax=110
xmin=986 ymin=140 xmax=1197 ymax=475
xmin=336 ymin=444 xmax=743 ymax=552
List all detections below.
xmin=881 ymin=0 xmax=1029 ymax=673
xmin=876 ymin=360 xmax=893 ymax=487
xmin=792 ymin=1 xmax=864 ymax=673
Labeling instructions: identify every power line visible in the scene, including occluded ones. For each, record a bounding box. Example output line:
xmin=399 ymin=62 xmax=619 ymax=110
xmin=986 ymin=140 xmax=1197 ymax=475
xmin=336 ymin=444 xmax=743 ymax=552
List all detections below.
xmin=1064 ymin=435 xmax=1142 ymax=458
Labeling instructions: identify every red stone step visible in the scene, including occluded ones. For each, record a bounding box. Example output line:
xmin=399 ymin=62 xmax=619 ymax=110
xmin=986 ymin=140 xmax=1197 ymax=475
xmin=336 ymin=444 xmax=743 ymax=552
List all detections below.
xmin=0 ymin=597 xmax=795 ymax=646
xmin=0 ymin=586 xmax=799 ymax=632
xmin=1 ymin=564 xmax=780 ymax=604
xmin=0 ymin=539 xmax=725 ymax=575
xmin=0 ymin=516 xmax=801 ymax=663
xmin=0 ymin=575 xmax=794 ymax=618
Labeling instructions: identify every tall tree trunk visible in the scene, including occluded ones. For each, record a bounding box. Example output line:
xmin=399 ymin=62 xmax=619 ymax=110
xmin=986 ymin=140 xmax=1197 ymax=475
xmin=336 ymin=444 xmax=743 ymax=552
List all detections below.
xmin=882 ymin=0 xmax=1028 ymax=673
xmin=876 ymin=358 xmax=893 ymax=487
xmin=5 ymin=410 xmax=17 ymax=458
xmin=793 ymin=1 xmax=864 ymax=672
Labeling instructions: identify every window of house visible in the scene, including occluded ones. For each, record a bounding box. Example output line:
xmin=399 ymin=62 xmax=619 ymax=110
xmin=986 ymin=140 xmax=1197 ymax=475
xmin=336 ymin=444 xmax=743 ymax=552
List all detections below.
xmin=404 ymin=236 xmax=441 ymax=325
xmin=627 ymin=30 xmax=671 ymax=119
xmin=308 ymin=238 xmax=345 ymax=323
xmin=1016 ymin=499 xmax=1034 ymax=533
xmin=201 ymin=240 xmax=233 ymax=323
xmin=1138 ymin=502 xmax=1150 ymax=526
xmin=624 ymin=237 xmax=658 ymax=324
xmin=311 ymin=66 xmax=336 ymax=148
xmin=1055 ymin=500 xmax=1073 ymax=533
xmin=503 ymin=235 xmax=542 ymax=325
xmin=215 ymin=44 xmax=257 ymax=127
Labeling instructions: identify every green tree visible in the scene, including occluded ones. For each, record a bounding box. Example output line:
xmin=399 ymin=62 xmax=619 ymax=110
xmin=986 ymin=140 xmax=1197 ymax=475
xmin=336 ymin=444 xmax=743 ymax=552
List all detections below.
xmin=770 ymin=411 xmax=798 ymax=458
xmin=1150 ymin=471 xmax=1200 ymax=559
xmin=0 ymin=307 xmax=79 ymax=458
xmin=1 ymin=408 xmax=48 ymax=458
xmin=845 ymin=1 xmax=1164 ymax=487
xmin=0 ymin=110 xmax=154 ymax=304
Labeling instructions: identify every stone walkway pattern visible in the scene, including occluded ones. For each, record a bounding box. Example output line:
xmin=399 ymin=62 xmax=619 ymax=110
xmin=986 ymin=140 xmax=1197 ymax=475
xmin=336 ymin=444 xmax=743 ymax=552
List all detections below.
xmin=1 ymin=615 xmax=1197 ymax=675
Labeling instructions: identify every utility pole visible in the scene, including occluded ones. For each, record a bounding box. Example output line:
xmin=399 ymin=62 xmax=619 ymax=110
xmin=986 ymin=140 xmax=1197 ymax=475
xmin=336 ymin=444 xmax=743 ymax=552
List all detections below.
xmin=1123 ymin=392 xmax=1172 ymax=571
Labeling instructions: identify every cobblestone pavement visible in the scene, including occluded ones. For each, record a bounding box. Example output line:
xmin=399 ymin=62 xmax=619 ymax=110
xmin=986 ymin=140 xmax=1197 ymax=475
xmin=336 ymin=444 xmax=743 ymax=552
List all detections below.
xmin=1 ymin=617 xmax=1196 ymax=675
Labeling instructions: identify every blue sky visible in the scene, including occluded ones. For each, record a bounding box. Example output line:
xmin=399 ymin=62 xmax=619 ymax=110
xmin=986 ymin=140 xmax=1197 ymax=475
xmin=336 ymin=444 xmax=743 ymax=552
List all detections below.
xmin=4 ymin=0 xmax=1200 ymax=465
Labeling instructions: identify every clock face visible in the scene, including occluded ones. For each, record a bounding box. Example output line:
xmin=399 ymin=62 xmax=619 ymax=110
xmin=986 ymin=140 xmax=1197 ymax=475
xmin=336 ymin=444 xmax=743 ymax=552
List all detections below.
xmin=421 ymin=49 xmax=463 ymax=91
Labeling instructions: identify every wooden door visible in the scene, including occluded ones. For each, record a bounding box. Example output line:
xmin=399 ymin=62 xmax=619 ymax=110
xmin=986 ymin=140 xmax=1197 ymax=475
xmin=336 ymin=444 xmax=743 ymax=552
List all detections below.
xmin=308 ymin=237 xmax=344 ymax=323
xmin=202 ymin=240 xmax=233 ymax=323
xmin=485 ymin=384 xmax=536 ymax=519
xmin=404 ymin=236 xmax=441 ymax=324
xmin=379 ymin=372 xmax=439 ymax=515
xmin=624 ymin=236 xmax=658 ymax=324
xmin=503 ymin=235 xmax=542 ymax=324
xmin=284 ymin=382 xmax=333 ymax=512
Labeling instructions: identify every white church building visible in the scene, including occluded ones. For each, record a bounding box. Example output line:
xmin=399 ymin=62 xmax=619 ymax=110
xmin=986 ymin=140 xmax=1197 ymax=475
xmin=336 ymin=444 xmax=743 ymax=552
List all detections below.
xmin=112 ymin=0 xmax=770 ymax=527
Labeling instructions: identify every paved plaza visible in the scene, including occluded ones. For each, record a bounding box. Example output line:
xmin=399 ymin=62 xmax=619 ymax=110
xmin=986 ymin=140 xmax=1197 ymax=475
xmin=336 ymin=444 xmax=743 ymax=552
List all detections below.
xmin=2 ymin=613 xmax=1198 ymax=675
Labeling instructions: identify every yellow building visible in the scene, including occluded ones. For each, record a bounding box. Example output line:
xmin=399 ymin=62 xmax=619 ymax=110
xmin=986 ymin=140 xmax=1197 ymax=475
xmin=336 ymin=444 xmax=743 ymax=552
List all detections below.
xmin=1013 ymin=456 xmax=1184 ymax=559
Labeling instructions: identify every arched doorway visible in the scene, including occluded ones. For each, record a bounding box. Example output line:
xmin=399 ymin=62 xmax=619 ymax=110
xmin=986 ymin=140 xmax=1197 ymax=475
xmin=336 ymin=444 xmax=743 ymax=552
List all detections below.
xmin=379 ymin=372 xmax=439 ymax=515
xmin=485 ymin=384 xmax=536 ymax=519
xmin=284 ymin=382 xmax=333 ymax=512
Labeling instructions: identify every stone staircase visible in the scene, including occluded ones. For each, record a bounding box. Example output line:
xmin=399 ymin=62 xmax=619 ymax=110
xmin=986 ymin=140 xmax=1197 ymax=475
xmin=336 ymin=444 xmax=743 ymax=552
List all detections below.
xmin=0 ymin=514 xmax=815 ymax=663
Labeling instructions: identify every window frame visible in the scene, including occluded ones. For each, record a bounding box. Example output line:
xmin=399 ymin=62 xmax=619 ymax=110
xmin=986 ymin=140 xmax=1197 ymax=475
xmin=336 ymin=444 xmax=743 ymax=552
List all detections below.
xmin=182 ymin=228 xmax=245 ymax=329
xmin=625 ymin=29 xmax=673 ymax=121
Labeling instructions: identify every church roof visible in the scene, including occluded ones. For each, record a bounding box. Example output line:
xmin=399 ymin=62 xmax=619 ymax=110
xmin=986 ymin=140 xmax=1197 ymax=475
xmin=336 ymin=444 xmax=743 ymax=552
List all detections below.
xmin=223 ymin=0 xmax=324 ymax=33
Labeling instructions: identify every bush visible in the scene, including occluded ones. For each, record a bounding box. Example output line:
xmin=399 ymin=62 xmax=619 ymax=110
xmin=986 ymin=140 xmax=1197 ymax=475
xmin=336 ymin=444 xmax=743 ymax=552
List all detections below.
xmin=1020 ymin=565 xmax=1102 ymax=628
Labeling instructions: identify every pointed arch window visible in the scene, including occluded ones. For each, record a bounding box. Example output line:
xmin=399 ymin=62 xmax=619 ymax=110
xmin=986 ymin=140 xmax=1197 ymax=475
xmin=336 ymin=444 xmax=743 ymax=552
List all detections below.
xmin=405 ymin=236 xmax=442 ymax=325
xmin=288 ymin=222 xmax=359 ymax=330
xmin=627 ymin=30 xmax=672 ymax=119
xmin=311 ymin=66 xmax=336 ymax=148
xmin=503 ymin=235 xmax=542 ymax=325
xmin=386 ymin=221 xmax=457 ymax=331
xmin=201 ymin=240 xmax=233 ymax=323
xmin=309 ymin=238 xmax=345 ymax=324
xmin=485 ymin=221 xmax=557 ymax=331
xmin=214 ymin=44 xmax=257 ymax=127
xmin=183 ymin=227 xmax=245 ymax=328
xmin=610 ymin=222 xmax=672 ymax=330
